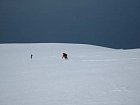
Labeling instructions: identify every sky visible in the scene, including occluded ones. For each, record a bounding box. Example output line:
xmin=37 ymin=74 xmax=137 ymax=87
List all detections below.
xmin=0 ymin=0 xmax=140 ymax=49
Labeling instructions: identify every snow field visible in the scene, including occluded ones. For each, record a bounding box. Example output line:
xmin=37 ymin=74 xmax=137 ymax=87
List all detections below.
xmin=0 ymin=43 xmax=140 ymax=105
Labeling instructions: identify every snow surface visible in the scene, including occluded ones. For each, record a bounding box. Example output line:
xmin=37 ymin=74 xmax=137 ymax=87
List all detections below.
xmin=0 ymin=43 xmax=140 ymax=105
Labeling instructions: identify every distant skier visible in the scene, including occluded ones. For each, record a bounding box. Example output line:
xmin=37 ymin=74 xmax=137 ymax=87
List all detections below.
xmin=62 ymin=53 xmax=68 ymax=60
xmin=31 ymin=54 xmax=33 ymax=59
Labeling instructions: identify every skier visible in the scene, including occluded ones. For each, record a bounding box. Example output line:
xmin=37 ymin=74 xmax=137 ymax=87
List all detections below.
xmin=31 ymin=54 xmax=33 ymax=59
xmin=62 ymin=53 xmax=68 ymax=59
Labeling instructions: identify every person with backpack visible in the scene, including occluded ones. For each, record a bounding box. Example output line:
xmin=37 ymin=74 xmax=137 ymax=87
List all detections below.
xmin=62 ymin=53 xmax=68 ymax=59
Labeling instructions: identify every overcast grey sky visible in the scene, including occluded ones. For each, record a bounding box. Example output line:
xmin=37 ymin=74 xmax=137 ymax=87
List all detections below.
xmin=0 ymin=0 xmax=140 ymax=48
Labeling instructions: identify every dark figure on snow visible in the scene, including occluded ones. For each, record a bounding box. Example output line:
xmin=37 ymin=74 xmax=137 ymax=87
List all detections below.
xmin=31 ymin=54 xmax=33 ymax=59
xmin=62 ymin=53 xmax=68 ymax=59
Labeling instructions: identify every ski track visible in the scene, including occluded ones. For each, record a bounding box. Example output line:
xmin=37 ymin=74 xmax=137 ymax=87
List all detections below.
xmin=82 ymin=58 xmax=139 ymax=62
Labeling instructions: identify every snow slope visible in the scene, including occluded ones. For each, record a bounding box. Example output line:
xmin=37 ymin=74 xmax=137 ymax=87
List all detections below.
xmin=0 ymin=43 xmax=140 ymax=105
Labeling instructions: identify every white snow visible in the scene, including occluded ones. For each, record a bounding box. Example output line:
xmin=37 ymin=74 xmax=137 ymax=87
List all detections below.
xmin=0 ymin=43 xmax=140 ymax=105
